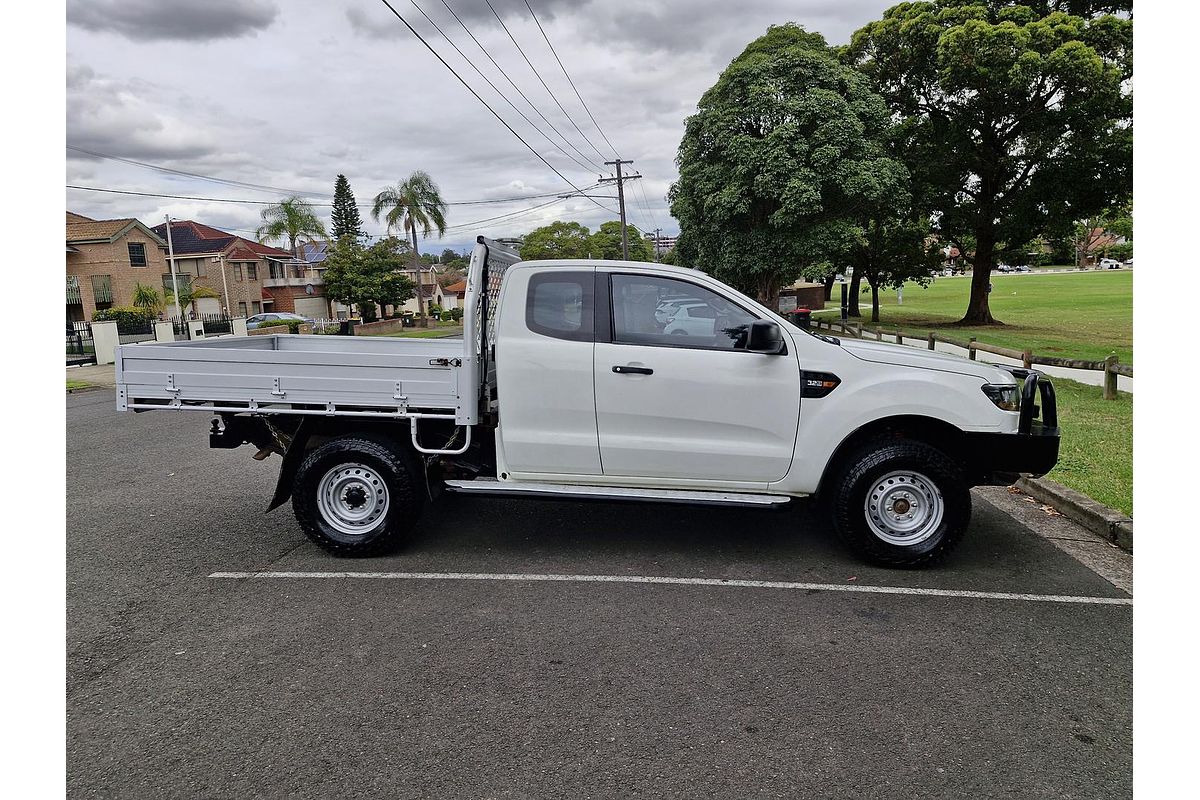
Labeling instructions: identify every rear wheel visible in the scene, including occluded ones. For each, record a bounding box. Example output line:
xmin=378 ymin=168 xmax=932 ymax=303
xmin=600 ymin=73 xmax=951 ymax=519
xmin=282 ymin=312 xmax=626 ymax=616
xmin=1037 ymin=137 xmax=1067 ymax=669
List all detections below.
xmin=291 ymin=435 xmax=425 ymax=556
xmin=830 ymin=440 xmax=969 ymax=567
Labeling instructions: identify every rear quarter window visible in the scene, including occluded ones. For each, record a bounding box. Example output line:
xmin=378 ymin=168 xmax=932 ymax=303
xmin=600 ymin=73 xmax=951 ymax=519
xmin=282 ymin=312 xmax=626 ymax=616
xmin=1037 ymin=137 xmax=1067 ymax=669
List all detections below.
xmin=525 ymin=271 xmax=594 ymax=342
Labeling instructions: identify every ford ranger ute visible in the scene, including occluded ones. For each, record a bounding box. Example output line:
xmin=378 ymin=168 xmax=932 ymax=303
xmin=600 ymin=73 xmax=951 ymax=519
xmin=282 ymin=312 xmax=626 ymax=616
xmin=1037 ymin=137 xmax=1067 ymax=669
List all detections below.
xmin=116 ymin=237 xmax=1059 ymax=566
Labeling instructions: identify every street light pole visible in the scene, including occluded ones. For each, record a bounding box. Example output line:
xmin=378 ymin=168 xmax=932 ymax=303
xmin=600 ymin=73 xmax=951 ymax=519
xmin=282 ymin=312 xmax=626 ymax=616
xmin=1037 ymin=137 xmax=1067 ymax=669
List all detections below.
xmin=164 ymin=214 xmax=182 ymax=320
xmin=214 ymin=252 xmax=230 ymax=316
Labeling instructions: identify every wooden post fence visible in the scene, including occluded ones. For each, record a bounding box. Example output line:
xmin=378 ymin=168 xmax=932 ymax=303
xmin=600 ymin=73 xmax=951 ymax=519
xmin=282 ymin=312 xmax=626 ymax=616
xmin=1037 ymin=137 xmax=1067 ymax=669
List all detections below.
xmin=1103 ymin=354 xmax=1119 ymax=400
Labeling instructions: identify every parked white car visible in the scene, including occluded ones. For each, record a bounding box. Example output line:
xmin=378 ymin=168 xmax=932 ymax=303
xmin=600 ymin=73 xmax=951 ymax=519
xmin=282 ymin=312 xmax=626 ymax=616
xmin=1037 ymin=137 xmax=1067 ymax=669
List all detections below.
xmin=1099 ymin=258 xmax=1121 ymax=270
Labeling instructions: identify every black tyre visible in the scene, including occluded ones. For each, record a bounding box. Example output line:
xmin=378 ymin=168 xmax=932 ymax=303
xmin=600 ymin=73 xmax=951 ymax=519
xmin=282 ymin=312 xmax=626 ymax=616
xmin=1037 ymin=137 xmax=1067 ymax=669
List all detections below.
xmin=291 ymin=434 xmax=425 ymax=557
xmin=830 ymin=440 xmax=970 ymax=567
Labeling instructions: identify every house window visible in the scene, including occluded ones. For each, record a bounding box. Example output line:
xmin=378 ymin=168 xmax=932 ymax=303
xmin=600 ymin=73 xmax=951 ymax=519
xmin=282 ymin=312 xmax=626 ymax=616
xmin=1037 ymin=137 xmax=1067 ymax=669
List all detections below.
xmin=270 ymin=262 xmax=286 ymax=280
xmin=127 ymin=242 xmax=147 ymax=267
xmin=233 ymin=265 xmax=243 ymax=282
xmin=66 ymin=275 xmax=82 ymax=305
xmin=251 ymin=301 xmax=261 ymax=314
xmin=195 ymin=258 xmax=206 ymax=278
xmin=247 ymin=264 xmax=258 ymax=280
xmin=238 ymin=302 xmax=248 ymax=316
xmin=91 ymin=274 xmax=114 ymax=309
xmin=162 ymin=273 xmax=193 ymax=295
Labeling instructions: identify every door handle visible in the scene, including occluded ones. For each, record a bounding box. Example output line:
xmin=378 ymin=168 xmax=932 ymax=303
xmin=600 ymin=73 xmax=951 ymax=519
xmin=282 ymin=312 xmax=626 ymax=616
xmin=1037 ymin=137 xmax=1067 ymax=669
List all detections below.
xmin=612 ymin=365 xmax=653 ymax=375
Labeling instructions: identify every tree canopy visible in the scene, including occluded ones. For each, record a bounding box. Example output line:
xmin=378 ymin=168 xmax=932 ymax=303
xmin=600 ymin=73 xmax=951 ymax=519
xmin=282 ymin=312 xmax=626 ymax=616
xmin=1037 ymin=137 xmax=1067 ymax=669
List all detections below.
xmin=322 ymin=236 xmax=415 ymax=323
xmin=520 ymin=221 xmax=593 ymax=260
xmin=846 ymin=0 xmax=1132 ymax=323
xmin=372 ymin=171 xmax=448 ymax=326
xmin=589 ymin=221 xmax=654 ymax=262
xmin=256 ymin=196 xmax=327 ymax=256
xmin=669 ymin=24 xmax=908 ymax=306
xmin=330 ymin=174 xmax=365 ymax=242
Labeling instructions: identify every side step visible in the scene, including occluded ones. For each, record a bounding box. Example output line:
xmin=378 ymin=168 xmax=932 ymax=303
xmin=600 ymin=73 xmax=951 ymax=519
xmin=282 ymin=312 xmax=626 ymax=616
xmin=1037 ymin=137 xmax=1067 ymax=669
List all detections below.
xmin=443 ymin=478 xmax=793 ymax=508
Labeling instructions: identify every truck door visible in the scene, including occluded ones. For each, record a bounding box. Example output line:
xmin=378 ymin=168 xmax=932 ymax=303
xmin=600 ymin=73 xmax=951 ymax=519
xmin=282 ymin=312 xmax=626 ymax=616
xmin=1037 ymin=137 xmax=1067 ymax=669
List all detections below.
xmin=593 ymin=272 xmax=801 ymax=483
xmin=494 ymin=267 xmax=602 ymax=475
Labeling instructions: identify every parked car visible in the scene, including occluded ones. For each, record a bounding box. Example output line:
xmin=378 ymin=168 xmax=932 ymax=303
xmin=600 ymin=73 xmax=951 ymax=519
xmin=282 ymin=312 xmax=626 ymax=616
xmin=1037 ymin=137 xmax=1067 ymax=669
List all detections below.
xmin=995 ymin=264 xmax=1012 ymax=273
xmin=941 ymin=268 xmax=955 ymax=277
xmin=1013 ymin=265 xmax=1032 ymax=273
xmin=1123 ymin=258 xmax=1133 ymax=268
xmin=655 ymin=299 xmax=705 ymax=326
xmin=1099 ymin=258 xmax=1121 ymax=270
xmin=115 ymin=237 xmax=1060 ymax=568
xmin=246 ymin=312 xmax=314 ymax=330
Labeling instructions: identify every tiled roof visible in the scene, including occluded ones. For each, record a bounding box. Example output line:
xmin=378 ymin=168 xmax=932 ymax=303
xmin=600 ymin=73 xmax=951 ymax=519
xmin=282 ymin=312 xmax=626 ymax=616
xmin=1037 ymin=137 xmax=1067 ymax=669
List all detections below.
xmin=444 ymin=280 xmax=466 ymax=295
xmin=66 ymin=211 xmax=94 ymax=223
xmin=149 ymin=220 xmax=294 ymax=259
xmin=66 ymin=217 xmax=133 ymax=242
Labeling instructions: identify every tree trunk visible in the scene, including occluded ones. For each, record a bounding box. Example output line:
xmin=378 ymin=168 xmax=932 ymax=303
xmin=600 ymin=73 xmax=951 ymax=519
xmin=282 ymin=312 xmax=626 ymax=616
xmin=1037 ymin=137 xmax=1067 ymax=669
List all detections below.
xmin=756 ymin=274 xmax=780 ymax=311
xmin=823 ymin=273 xmax=835 ymax=301
xmin=960 ymin=226 xmax=999 ymax=324
xmin=870 ymin=282 xmax=880 ymax=323
xmin=848 ymin=270 xmax=863 ymax=318
xmin=410 ymin=221 xmax=427 ymax=327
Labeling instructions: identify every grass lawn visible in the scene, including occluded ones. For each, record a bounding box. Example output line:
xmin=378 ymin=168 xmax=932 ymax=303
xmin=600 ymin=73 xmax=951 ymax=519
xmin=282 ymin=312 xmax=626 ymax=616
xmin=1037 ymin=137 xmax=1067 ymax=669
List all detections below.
xmin=1044 ymin=377 xmax=1132 ymax=516
xmin=382 ymin=325 xmax=464 ymax=339
xmin=837 ymin=269 xmax=1132 ymax=364
xmin=66 ymin=379 xmax=91 ymax=391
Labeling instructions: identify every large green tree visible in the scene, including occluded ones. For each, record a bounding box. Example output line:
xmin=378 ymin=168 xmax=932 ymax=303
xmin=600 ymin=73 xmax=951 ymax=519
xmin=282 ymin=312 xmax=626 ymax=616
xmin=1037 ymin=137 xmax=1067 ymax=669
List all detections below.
xmin=256 ymin=196 xmax=328 ymax=256
xmin=330 ymin=174 xmax=365 ymax=242
xmin=847 ymin=1 xmax=1132 ymax=323
xmin=372 ymin=171 xmax=448 ymax=327
xmin=520 ymin=221 xmax=593 ymax=260
xmin=670 ymin=24 xmax=909 ymax=307
xmin=322 ymin=236 xmax=415 ymax=323
xmin=589 ymin=221 xmax=654 ymax=262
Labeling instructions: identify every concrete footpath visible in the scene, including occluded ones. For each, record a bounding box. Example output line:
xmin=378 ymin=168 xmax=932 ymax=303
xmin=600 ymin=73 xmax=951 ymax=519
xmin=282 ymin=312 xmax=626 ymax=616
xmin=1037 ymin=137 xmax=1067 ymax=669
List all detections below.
xmin=66 ymin=363 xmax=116 ymax=389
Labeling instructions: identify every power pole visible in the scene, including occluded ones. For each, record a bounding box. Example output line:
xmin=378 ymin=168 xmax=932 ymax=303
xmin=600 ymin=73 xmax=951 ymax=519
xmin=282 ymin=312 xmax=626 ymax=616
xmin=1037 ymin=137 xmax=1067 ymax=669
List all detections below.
xmin=599 ymin=160 xmax=641 ymax=260
xmin=164 ymin=214 xmax=182 ymax=320
xmin=653 ymin=228 xmax=662 ymax=262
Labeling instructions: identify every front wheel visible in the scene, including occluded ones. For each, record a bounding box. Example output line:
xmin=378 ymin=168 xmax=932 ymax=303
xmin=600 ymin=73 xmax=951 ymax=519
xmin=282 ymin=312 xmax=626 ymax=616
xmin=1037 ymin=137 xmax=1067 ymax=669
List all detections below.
xmin=829 ymin=441 xmax=970 ymax=567
xmin=291 ymin=434 xmax=425 ymax=557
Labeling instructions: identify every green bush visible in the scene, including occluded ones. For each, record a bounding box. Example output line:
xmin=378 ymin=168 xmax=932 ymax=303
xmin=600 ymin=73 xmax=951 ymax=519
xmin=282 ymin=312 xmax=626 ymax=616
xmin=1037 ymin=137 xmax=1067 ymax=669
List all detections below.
xmin=255 ymin=317 xmax=304 ymax=333
xmin=92 ymin=306 xmax=155 ymax=327
xmin=449 ymin=307 xmax=464 ymax=322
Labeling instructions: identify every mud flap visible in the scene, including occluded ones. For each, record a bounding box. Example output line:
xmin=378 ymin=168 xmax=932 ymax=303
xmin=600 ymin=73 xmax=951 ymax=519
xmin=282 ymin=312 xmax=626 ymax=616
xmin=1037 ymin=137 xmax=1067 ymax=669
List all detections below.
xmin=267 ymin=417 xmax=313 ymax=512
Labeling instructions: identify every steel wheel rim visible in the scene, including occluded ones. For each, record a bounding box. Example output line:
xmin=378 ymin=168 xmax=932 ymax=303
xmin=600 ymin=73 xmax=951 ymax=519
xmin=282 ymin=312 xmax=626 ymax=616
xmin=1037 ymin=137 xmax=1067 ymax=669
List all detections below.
xmin=316 ymin=463 xmax=389 ymax=536
xmin=864 ymin=470 xmax=944 ymax=546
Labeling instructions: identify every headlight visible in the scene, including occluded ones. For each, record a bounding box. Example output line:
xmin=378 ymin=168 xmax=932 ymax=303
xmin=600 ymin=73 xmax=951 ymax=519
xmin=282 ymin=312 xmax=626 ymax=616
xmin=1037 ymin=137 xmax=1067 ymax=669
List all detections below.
xmin=981 ymin=383 xmax=1021 ymax=412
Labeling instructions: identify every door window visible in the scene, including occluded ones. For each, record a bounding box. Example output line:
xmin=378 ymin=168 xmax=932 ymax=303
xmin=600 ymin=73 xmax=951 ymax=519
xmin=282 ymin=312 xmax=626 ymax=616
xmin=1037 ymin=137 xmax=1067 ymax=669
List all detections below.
xmin=610 ymin=274 xmax=757 ymax=350
xmin=525 ymin=271 xmax=593 ymax=342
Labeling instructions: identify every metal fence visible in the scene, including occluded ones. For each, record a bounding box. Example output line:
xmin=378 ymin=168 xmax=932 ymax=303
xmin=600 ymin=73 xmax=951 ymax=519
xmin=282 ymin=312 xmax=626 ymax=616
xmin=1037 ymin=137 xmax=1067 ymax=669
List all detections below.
xmin=117 ymin=319 xmax=156 ymax=345
xmin=66 ymin=321 xmax=95 ymax=366
xmin=200 ymin=314 xmax=232 ymax=335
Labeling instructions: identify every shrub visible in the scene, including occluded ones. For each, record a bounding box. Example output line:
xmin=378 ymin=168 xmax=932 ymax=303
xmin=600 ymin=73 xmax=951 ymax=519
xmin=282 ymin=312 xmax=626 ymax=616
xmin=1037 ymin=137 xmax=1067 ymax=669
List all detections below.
xmin=256 ymin=318 xmax=303 ymax=334
xmin=92 ymin=306 xmax=155 ymax=328
xmin=449 ymin=307 xmax=464 ymax=322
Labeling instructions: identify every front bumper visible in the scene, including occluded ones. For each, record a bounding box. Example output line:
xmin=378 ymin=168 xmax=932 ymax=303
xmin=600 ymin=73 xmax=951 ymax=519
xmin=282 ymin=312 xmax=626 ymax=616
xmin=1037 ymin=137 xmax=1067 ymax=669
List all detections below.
xmin=966 ymin=369 xmax=1061 ymax=484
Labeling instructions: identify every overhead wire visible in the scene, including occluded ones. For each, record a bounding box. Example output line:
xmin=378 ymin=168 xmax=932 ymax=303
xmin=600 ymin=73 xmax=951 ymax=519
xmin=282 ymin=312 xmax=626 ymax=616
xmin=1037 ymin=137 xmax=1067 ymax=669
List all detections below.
xmin=437 ymin=0 xmax=607 ymax=174
xmin=375 ymin=0 xmax=616 ymax=215
xmin=523 ymin=0 xmax=623 ymax=161
xmin=66 ymin=183 xmax=601 ymax=207
xmin=404 ymin=0 xmax=599 ymax=176
xmin=481 ymin=0 xmax=612 ymax=167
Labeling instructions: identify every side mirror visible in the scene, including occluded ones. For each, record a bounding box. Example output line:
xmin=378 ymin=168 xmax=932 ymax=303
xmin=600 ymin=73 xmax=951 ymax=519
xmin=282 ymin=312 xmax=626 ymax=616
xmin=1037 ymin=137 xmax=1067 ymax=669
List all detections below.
xmin=746 ymin=320 xmax=786 ymax=354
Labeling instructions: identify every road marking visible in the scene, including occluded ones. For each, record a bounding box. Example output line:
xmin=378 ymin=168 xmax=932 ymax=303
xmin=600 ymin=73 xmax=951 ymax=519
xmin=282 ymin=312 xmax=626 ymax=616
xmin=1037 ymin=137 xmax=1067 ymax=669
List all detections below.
xmin=208 ymin=571 xmax=1131 ymax=605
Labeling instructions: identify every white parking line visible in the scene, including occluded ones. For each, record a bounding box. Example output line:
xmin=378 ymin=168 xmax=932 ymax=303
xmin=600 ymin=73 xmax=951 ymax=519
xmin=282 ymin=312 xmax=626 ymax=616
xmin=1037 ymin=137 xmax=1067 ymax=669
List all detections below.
xmin=208 ymin=571 xmax=1131 ymax=605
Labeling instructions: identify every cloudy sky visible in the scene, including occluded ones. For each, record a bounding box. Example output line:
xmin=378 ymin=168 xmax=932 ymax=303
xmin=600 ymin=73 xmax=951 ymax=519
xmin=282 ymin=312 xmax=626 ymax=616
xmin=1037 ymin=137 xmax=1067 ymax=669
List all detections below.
xmin=66 ymin=0 xmax=894 ymax=254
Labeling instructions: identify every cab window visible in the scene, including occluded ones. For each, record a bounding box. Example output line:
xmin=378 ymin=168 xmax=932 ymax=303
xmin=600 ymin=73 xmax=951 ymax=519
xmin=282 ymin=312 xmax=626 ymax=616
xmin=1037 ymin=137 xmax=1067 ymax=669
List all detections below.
xmin=610 ymin=274 xmax=757 ymax=350
xmin=525 ymin=271 xmax=594 ymax=342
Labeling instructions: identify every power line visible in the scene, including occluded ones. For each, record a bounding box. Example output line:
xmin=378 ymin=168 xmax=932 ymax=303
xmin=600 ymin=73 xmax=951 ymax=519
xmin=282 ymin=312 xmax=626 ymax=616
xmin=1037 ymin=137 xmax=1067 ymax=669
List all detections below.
xmin=482 ymin=0 xmax=611 ymax=167
xmin=405 ymin=0 xmax=599 ymax=176
xmin=523 ymin=0 xmax=622 ymax=160
xmin=65 ymin=183 xmax=600 ymax=207
xmin=437 ymin=0 xmax=606 ymax=174
xmin=375 ymin=0 xmax=613 ymax=215
xmin=66 ymin=145 xmax=332 ymax=199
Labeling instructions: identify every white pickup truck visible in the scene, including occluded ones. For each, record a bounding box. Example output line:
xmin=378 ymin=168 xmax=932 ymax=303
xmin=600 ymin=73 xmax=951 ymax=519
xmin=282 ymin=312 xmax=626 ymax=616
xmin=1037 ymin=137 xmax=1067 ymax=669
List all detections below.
xmin=116 ymin=237 xmax=1059 ymax=567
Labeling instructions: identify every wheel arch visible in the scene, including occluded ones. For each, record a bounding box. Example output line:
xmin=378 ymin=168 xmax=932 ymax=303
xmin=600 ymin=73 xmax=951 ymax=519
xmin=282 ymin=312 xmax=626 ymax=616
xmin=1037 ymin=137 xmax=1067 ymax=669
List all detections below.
xmin=815 ymin=414 xmax=970 ymax=501
xmin=268 ymin=417 xmax=422 ymax=511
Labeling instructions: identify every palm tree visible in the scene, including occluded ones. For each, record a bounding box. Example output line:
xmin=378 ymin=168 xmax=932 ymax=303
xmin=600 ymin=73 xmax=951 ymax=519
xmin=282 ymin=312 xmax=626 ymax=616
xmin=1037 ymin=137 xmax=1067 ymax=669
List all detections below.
xmin=371 ymin=172 xmax=448 ymax=327
xmin=256 ymin=196 xmax=328 ymax=257
xmin=131 ymin=282 xmax=162 ymax=316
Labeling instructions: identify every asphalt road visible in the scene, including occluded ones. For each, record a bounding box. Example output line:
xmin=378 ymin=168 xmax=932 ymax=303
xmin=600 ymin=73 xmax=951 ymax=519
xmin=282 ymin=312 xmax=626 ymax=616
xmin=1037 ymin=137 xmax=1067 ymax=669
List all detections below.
xmin=67 ymin=390 xmax=1132 ymax=799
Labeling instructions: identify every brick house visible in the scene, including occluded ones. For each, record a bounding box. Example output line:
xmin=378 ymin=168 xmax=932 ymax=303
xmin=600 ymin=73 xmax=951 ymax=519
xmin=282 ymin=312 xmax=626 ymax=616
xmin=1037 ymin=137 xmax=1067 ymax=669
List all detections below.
xmin=442 ymin=280 xmax=466 ymax=311
xmin=67 ymin=211 xmax=169 ymax=321
xmin=149 ymin=220 xmax=294 ymax=318
xmin=263 ymin=241 xmax=338 ymax=319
